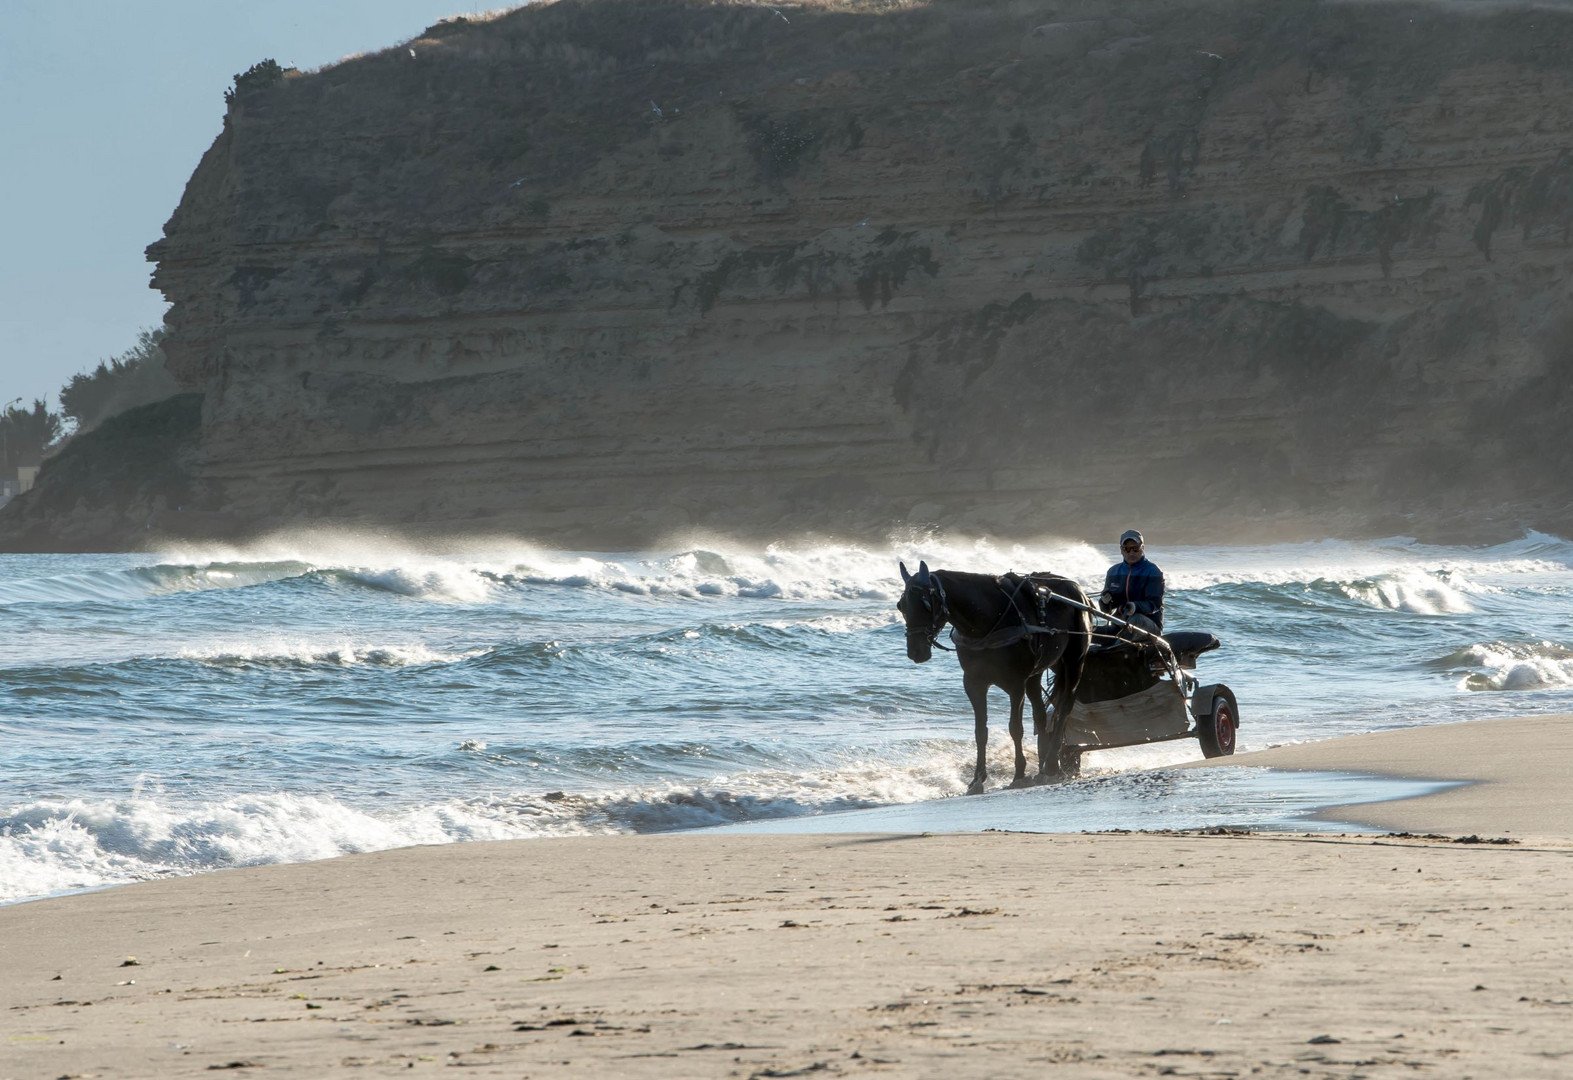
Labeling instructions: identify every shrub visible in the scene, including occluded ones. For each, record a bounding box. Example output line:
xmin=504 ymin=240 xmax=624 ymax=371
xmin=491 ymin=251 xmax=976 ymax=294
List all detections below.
xmin=225 ymin=59 xmax=286 ymax=106
xmin=0 ymin=400 xmax=62 ymax=478
xmin=59 ymin=327 xmax=179 ymax=434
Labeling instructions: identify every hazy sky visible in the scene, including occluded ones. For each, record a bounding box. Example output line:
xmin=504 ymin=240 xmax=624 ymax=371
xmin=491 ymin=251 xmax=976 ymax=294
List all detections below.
xmin=1 ymin=0 xmax=519 ymax=410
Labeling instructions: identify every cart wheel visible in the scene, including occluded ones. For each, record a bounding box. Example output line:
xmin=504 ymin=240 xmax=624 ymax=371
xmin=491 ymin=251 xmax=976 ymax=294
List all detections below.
xmin=1197 ymin=693 xmax=1237 ymax=758
xmin=1057 ymin=745 xmax=1082 ymax=779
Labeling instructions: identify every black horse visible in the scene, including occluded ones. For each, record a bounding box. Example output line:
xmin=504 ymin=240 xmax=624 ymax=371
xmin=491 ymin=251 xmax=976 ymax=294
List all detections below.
xmin=898 ymin=561 xmax=1091 ymax=794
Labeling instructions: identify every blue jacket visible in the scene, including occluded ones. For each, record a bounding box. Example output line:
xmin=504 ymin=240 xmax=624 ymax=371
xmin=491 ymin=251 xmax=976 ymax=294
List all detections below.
xmin=1101 ymin=557 xmax=1165 ymax=631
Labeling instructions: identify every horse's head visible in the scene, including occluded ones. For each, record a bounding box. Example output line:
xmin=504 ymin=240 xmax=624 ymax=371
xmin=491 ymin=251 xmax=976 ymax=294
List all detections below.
xmin=897 ymin=560 xmax=947 ymax=664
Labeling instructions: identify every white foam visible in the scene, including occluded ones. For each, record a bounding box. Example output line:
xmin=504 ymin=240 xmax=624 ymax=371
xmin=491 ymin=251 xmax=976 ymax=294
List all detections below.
xmin=1339 ymin=569 xmax=1477 ymax=614
xmin=149 ymin=524 xmax=1117 ymax=604
xmin=337 ymin=565 xmax=497 ymax=604
xmin=1453 ymin=642 xmax=1573 ymax=692
xmin=0 ymin=739 xmax=1037 ymax=903
xmin=25 ymin=526 xmax=1555 ymax=613
xmin=175 ymin=638 xmax=475 ymax=669
xmin=0 ymin=725 xmax=1298 ymax=905
xmin=0 ymin=793 xmax=536 ymax=905
xmin=1081 ymin=740 xmax=1207 ymax=775
xmin=497 ymin=535 xmax=1110 ymax=604
xmin=1164 ymin=533 xmax=1573 ymax=590
xmin=761 ymin=612 xmax=901 ymax=634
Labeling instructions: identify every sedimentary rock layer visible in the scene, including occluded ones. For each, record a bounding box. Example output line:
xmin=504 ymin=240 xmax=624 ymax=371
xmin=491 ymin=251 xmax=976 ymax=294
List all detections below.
xmin=8 ymin=0 xmax=1573 ymax=550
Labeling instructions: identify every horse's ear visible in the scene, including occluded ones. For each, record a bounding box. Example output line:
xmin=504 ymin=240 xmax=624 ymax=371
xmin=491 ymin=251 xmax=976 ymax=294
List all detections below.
xmin=917 ymin=560 xmax=930 ymax=582
xmin=899 ymin=561 xmax=912 ymax=584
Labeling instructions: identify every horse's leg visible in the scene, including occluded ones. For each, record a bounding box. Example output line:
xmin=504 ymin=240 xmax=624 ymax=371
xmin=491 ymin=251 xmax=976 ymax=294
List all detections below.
xmin=1043 ymin=657 xmax=1081 ymax=780
xmin=964 ymin=676 xmax=990 ymax=795
xmin=1028 ymin=674 xmax=1051 ymax=778
xmin=1007 ymin=687 xmax=1029 ymax=788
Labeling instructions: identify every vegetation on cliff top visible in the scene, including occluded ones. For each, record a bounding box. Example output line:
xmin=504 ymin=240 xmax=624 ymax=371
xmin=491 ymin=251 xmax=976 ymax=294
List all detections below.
xmin=1 ymin=327 xmax=177 ymax=487
xmin=60 ymin=328 xmax=179 ymax=434
xmin=0 ymin=401 xmax=61 ymax=482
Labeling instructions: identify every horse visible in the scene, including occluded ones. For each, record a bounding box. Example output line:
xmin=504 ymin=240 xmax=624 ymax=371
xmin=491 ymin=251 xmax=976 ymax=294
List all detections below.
xmin=897 ymin=560 xmax=1091 ymax=794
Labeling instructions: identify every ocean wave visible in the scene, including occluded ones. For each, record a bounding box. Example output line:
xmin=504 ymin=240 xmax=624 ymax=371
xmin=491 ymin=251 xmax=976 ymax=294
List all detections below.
xmin=152 ymin=527 xmax=1114 ymax=604
xmin=11 ymin=529 xmax=1566 ymax=614
xmin=2 ymin=727 xmax=1240 ymax=904
xmin=1165 ymin=532 xmax=1573 ymax=590
xmin=645 ymin=619 xmax=899 ymax=652
xmin=0 ymin=560 xmax=315 ymax=607
xmin=1175 ymin=570 xmax=1479 ymax=619
xmin=0 ymin=743 xmax=993 ymax=904
xmin=1 ymin=715 xmax=1273 ymax=904
xmin=450 ymin=618 xmax=898 ymax=676
xmin=178 ymin=639 xmax=479 ymax=670
xmin=1436 ymin=641 xmax=1573 ymax=692
xmin=0 ymin=791 xmax=535 ymax=904
xmin=324 ymin=566 xmax=498 ymax=603
xmin=1336 ymin=569 xmax=1477 ymax=615
xmin=1 ymin=641 xmax=479 ymax=685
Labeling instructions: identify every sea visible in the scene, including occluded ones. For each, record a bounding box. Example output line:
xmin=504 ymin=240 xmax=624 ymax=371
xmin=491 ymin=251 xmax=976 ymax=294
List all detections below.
xmin=4 ymin=529 xmax=1572 ymax=905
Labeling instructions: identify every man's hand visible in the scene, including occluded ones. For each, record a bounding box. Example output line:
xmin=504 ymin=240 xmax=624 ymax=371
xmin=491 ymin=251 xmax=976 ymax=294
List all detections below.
xmin=1099 ymin=592 xmax=1115 ymax=611
xmin=1119 ymin=602 xmax=1137 ymax=617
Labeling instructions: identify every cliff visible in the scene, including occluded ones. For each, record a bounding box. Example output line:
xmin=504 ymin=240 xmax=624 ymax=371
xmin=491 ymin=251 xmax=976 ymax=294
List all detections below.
xmin=9 ymin=0 xmax=1573 ymax=551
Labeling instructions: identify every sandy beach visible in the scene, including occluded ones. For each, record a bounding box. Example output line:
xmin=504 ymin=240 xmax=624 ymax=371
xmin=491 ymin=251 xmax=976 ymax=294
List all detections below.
xmin=5 ymin=714 xmax=1573 ymax=1079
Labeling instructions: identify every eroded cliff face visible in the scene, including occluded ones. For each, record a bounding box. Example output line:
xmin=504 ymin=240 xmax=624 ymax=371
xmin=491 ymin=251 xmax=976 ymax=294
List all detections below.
xmin=11 ymin=0 xmax=1573 ymax=550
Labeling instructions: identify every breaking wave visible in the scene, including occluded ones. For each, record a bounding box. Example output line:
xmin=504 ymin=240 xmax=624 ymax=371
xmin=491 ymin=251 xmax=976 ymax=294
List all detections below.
xmin=0 ymin=560 xmax=314 ymax=607
xmin=177 ymin=640 xmax=478 ymax=670
xmin=0 ymin=792 xmax=531 ymax=904
xmin=1336 ymin=570 xmax=1478 ymax=614
xmin=5 ymin=529 xmax=1568 ymax=612
xmin=1436 ymin=641 xmax=1573 ymax=692
xmin=0 ymin=744 xmax=978 ymax=903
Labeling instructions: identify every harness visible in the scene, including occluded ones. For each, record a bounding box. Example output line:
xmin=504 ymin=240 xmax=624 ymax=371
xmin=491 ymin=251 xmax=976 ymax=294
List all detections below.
xmin=959 ymin=574 xmax=1175 ymax=665
xmin=903 ymin=566 xmax=1180 ymax=681
xmin=949 ymin=573 xmax=1070 ymax=653
xmin=905 ymin=572 xmax=954 ymax=653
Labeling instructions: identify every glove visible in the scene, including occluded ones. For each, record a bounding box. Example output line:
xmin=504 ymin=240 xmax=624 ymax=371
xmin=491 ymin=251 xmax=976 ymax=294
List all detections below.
xmin=1099 ymin=592 xmax=1115 ymax=611
xmin=1120 ymin=602 xmax=1137 ymax=617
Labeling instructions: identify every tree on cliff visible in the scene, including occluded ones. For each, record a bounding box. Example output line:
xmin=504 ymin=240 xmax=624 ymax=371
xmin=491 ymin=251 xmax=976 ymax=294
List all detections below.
xmin=59 ymin=327 xmax=178 ymax=435
xmin=0 ymin=400 xmax=62 ymax=479
xmin=224 ymin=59 xmax=286 ymax=107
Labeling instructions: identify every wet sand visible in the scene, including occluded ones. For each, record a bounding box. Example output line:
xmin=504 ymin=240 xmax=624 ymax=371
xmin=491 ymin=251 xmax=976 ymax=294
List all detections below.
xmin=4 ymin=714 xmax=1572 ymax=1078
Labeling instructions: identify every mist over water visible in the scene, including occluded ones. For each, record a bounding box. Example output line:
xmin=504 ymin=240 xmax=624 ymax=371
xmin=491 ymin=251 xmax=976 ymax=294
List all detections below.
xmin=4 ymin=529 xmax=1573 ymax=903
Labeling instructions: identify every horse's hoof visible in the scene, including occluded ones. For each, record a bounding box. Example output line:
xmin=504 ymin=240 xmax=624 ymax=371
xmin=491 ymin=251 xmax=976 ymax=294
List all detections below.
xmin=1033 ymin=770 xmax=1065 ymax=786
xmin=1008 ymin=776 xmax=1033 ymax=790
xmin=966 ymin=782 xmax=986 ymax=796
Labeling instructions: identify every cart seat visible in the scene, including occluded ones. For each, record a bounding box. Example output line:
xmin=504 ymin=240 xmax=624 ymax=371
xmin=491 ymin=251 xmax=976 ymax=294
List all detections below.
xmin=1162 ymin=631 xmax=1220 ymax=668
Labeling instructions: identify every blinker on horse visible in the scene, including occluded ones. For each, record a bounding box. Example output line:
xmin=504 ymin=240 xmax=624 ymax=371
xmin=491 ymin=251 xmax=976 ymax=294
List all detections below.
xmin=898 ymin=560 xmax=1091 ymax=794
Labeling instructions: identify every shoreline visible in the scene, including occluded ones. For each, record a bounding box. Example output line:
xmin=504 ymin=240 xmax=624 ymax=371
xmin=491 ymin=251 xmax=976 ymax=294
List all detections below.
xmin=1198 ymin=712 xmax=1573 ymax=841
xmin=5 ymin=714 xmax=1573 ymax=1076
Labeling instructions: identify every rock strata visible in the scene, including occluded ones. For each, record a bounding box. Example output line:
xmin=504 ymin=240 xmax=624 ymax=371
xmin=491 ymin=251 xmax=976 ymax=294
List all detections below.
xmin=8 ymin=0 xmax=1573 ymax=550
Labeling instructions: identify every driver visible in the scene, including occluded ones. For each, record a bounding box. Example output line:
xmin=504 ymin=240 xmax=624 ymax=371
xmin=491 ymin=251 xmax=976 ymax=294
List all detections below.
xmin=1100 ymin=529 xmax=1165 ymax=635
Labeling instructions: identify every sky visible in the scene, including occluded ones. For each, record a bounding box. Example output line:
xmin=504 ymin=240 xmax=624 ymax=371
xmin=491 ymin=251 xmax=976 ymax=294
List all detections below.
xmin=0 ymin=0 xmax=519 ymax=411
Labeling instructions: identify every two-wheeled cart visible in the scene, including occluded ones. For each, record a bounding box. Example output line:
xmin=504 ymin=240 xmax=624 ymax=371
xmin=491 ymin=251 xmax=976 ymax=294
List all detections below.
xmin=1046 ymin=598 xmax=1240 ymax=775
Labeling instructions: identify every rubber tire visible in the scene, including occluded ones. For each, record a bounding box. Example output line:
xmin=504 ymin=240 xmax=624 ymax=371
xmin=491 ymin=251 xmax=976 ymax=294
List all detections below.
xmin=1197 ymin=693 xmax=1237 ymax=758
